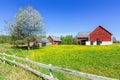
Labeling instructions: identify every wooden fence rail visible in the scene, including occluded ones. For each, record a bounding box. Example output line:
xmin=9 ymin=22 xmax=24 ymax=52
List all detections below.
xmin=0 ymin=53 xmax=118 ymax=80
xmin=0 ymin=53 xmax=57 ymax=80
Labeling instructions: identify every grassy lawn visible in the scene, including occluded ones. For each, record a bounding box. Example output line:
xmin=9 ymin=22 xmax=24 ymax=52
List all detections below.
xmin=0 ymin=61 xmax=41 ymax=80
xmin=0 ymin=43 xmax=120 ymax=80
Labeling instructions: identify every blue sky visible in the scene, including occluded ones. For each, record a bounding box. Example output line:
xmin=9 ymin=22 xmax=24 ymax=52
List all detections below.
xmin=0 ymin=0 xmax=120 ymax=40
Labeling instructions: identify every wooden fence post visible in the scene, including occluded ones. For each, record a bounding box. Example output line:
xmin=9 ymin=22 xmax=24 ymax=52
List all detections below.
xmin=49 ymin=64 xmax=54 ymax=78
xmin=26 ymin=58 xmax=29 ymax=67
xmin=3 ymin=53 xmax=6 ymax=64
xmin=13 ymin=55 xmax=16 ymax=67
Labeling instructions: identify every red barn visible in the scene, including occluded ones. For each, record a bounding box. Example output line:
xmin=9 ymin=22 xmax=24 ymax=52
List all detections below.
xmin=77 ymin=26 xmax=112 ymax=45
xmin=48 ymin=35 xmax=61 ymax=45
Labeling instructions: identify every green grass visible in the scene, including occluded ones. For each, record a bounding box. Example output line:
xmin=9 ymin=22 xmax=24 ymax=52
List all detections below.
xmin=0 ymin=43 xmax=31 ymax=58
xmin=0 ymin=61 xmax=41 ymax=80
xmin=0 ymin=44 xmax=120 ymax=80
xmin=0 ymin=44 xmax=41 ymax=80
xmin=0 ymin=73 xmax=7 ymax=80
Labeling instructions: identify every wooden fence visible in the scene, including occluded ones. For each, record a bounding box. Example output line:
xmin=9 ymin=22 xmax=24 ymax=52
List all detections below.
xmin=0 ymin=53 xmax=118 ymax=80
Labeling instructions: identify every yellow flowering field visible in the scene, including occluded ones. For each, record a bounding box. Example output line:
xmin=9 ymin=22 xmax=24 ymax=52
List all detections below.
xmin=0 ymin=44 xmax=120 ymax=80
xmin=28 ymin=45 xmax=120 ymax=79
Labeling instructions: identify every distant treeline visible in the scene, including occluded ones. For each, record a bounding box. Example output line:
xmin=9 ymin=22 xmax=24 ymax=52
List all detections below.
xmin=0 ymin=35 xmax=28 ymax=45
xmin=0 ymin=35 xmax=119 ymax=45
xmin=0 ymin=35 xmax=11 ymax=43
xmin=60 ymin=35 xmax=77 ymax=45
xmin=0 ymin=35 xmax=78 ymax=45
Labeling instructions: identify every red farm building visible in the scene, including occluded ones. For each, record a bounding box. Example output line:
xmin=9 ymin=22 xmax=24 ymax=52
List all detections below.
xmin=48 ymin=35 xmax=61 ymax=45
xmin=77 ymin=26 xmax=112 ymax=45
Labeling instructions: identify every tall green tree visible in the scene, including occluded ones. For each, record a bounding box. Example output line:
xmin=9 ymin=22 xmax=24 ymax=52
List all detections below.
xmin=5 ymin=6 xmax=45 ymax=46
xmin=61 ymin=35 xmax=77 ymax=45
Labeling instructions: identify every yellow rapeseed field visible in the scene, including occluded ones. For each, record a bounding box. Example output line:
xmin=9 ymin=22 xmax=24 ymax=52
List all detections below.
xmin=0 ymin=44 xmax=120 ymax=80
xmin=28 ymin=45 xmax=120 ymax=79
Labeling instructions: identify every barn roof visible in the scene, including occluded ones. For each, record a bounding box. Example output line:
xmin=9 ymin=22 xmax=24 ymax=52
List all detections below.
xmin=38 ymin=38 xmax=50 ymax=43
xmin=77 ymin=32 xmax=90 ymax=38
xmin=98 ymin=26 xmax=112 ymax=35
xmin=35 ymin=37 xmax=50 ymax=43
xmin=49 ymin=35 xmax=61 ymax=41
xmin=89 ymin=25 xmax=112 ymax=36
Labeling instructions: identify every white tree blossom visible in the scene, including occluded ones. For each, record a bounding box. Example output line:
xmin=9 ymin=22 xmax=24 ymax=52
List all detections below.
xmin=5 ymin=6 xmax=45 ymax=46
xmin=15 ymin=6 xmax=44 ymax=37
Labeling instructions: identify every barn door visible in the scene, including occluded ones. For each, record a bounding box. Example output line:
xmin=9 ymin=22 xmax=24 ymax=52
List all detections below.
xmin=81 ymin=40 xmax=86 ymax=45
xmin=96 ymin=38 xmax=102 ymax=45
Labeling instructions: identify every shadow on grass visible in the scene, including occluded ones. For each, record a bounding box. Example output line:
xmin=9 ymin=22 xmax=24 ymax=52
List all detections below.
xmin=11 ymin=46 xmax=39 ymax=50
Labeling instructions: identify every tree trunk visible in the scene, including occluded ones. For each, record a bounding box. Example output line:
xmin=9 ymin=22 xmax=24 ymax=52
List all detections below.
xmin=28 ymin=41 xmax=30 ymax=50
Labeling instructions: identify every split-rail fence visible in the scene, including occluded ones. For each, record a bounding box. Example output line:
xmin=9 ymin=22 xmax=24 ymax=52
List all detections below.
xmin=0 ymin=53 xmax=118 ymax=80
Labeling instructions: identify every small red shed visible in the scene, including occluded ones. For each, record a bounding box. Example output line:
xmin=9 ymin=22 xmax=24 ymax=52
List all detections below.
xmin=28 ymin=37 xmax=39 ymax=47
xmin=48 ymin=36 xmax=61 ymax=45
